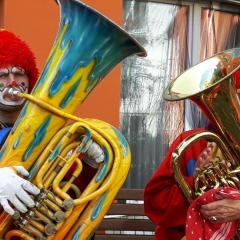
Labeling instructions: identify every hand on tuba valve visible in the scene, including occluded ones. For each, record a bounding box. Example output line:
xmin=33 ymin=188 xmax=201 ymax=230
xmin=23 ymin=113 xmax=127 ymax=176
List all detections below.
xmin=82 ymin=139 xmax=105 ymax=169
xmin=193 ymin=142 xmax=216 ymax=180
xmin=0 ymin=166 xmax=40 ymax=216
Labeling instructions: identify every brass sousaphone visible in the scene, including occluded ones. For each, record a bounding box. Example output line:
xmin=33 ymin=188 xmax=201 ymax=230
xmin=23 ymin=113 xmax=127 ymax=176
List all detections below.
xmin=0 ymin=0 xmax=147 ymax=239
xmin=164 ymin=48 xmax=240 ymax=239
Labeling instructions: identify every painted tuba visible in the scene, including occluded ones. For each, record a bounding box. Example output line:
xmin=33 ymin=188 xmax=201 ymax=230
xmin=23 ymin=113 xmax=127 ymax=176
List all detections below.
xmin=163 ymin=48 xmax=240 ymax=239
xmin=0 ymin=0 xmax=147 ymax=239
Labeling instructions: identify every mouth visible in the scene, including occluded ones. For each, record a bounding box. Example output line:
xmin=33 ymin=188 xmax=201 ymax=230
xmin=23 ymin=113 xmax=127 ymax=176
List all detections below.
xmin=3 ymin=87 xmax=23 ymax=101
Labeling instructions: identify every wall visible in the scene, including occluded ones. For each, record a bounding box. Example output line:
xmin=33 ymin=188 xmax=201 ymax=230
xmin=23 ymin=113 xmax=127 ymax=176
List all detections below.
xmin=2 ymin=0 xmax=122 ymax=128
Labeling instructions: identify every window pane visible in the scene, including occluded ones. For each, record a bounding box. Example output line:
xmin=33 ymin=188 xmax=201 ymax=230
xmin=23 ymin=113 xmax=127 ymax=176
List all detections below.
xmin=121 ymin=1 xmax=188 ymax=188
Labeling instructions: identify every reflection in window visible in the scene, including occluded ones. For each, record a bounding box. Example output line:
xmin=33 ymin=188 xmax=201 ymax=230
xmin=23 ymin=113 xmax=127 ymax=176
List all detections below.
xmin=121 ymin=1 xmax=188 ymax=188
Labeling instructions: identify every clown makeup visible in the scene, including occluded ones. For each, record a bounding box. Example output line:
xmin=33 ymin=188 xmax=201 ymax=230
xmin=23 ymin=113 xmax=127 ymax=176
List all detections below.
xmin=0 ymin=66 xmax=29 ymax=107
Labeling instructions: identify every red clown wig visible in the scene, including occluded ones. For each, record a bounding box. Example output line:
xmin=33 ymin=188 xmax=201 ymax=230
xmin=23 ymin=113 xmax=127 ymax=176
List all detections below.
xmin=0 ymin=29 xmax=39 ymax=92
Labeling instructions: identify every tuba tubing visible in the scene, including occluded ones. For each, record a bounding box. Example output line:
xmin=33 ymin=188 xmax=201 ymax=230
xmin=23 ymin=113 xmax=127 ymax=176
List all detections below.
xmin=171 ymin=130 xmax=234 ymax=204
xmin=0 ymin=0 xmax=147 ymax=239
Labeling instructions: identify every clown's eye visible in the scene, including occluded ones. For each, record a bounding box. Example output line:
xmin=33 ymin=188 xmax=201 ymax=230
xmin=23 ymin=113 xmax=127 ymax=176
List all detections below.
xmin=12 ymin=67 xmax=26 ymax=76
xmin=0 ymin=68 xmax=9 ymax=77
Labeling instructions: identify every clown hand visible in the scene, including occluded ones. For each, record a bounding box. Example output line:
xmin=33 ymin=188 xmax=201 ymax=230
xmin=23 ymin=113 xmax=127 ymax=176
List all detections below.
xmin=82 ymin=139 xmax=105 ymax=168
xmin=0 ymin=166 xmax=40 ymax=216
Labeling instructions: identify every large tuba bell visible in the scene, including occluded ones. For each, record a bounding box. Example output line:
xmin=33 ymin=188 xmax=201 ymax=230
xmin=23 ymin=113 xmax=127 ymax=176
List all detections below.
xmin=0 ymin=0 xmax=147 ymax=239
xmin=163 ymin=48 xmax=240 ymax=239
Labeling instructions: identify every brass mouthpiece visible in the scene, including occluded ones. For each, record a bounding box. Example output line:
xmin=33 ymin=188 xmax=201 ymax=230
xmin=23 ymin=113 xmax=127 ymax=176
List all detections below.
xmin=8 ymin=88 xmax=21 ymax=101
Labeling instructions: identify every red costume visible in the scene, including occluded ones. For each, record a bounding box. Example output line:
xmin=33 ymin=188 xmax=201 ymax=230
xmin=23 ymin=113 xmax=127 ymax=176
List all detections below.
xmin=144 ymin=128 xmax=208 ymax=240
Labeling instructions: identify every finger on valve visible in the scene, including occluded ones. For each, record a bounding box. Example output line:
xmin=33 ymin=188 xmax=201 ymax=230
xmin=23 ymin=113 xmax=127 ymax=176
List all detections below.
xmin=0 ymin=166 xmax=40 ymax=216
xmin=82 ymin=139 xmax=105 ymax=168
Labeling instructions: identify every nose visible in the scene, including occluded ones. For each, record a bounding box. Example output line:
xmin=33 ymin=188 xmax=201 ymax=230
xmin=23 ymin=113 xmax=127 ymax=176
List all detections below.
xmin=7 ymin=74 xmax=17 ymax=86
xmin=11 ymin=80 xmax=17 ymax=86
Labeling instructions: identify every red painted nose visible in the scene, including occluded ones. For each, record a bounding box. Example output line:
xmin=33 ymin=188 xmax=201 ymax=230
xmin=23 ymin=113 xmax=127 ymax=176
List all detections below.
xmin=11 ymin=80 xmax=17 ymax=86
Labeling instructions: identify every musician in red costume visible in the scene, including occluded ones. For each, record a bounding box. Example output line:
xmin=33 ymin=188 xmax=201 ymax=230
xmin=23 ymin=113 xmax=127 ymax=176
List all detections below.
xmin=144 ymin=73 xmax=240 ymax=240
xmin=0 ymin=29 xmax=103 ymax=222
xmin=144 ymin=127 xmax=211 ymax=240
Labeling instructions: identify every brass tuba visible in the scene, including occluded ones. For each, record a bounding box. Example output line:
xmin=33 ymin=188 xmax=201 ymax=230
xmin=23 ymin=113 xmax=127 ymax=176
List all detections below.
xmin=0 ymin=0 xmax=147 ymax=239
xmin=163 ymin=48 xmax=240 ymax=238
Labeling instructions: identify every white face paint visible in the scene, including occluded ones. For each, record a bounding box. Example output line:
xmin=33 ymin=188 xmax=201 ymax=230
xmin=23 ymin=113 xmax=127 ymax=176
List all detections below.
xmin=0 ymin=66 xmax=29 ymax=108
xmin=0 ymin=86 xmax=28 ymax=106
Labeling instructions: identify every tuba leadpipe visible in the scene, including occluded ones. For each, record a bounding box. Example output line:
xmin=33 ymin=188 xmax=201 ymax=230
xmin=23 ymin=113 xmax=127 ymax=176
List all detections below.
xmin=0 ymin=0 xmax=147 ymax=239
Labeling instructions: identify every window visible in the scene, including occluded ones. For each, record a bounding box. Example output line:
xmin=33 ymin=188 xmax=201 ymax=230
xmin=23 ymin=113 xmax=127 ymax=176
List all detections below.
xmin=121 ymin=0 xmax=240 ymax=188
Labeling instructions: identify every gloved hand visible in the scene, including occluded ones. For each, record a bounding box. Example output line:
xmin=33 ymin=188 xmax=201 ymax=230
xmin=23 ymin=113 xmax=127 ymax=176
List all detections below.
xmin=82 ymin=139 xmax=105 ymax=168
xmin=0 ymin=166 xmax=40 ymax=215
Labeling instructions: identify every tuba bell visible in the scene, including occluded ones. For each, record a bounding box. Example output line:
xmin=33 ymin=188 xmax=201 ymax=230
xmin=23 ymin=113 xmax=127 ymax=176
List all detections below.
xmin=0 ymin=0 xmax=147 ymax=239
xmin=163 ymin=48 xmax=240 ymax=239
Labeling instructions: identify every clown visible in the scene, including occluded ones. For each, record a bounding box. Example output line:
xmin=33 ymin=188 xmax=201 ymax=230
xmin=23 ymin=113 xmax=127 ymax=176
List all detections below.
xmin=0 ymin=30 xmax=40 ymax=216
xmin=0 ymin=30 xmax=104 ymax=223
